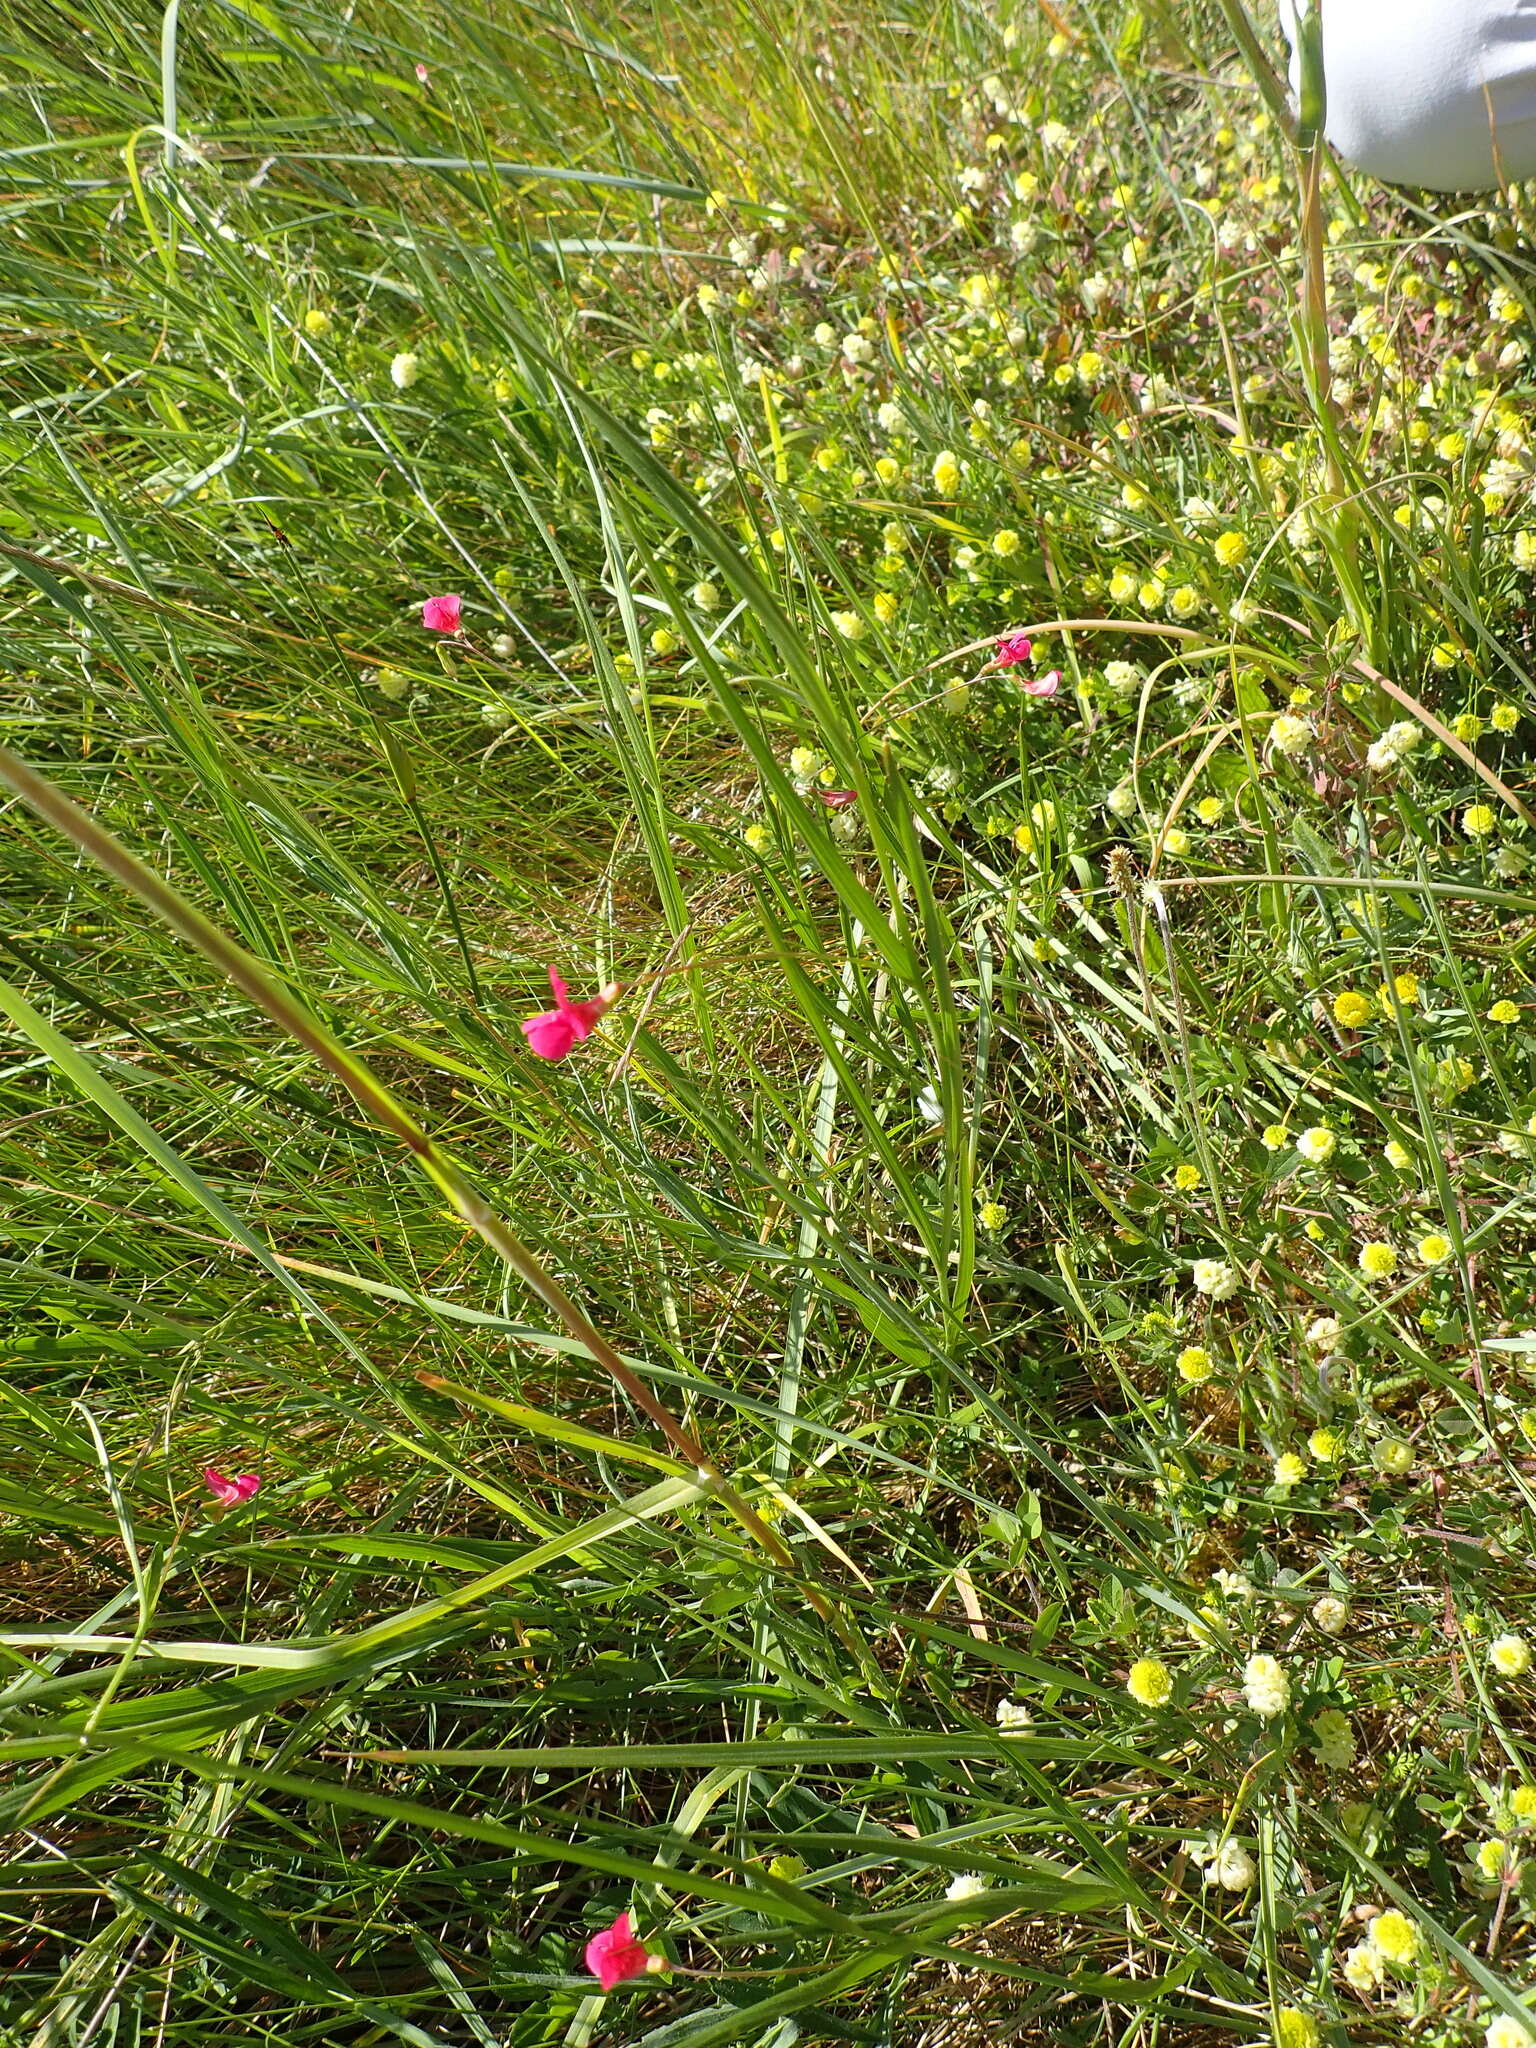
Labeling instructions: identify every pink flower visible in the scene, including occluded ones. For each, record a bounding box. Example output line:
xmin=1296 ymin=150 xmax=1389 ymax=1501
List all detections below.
xmin=421 ymin=593 xmax=462 ymax=634
xmin=415 ymin=61 xmax=430 ymax=82
xmin=203 ymin=1467 xmax=260 ymax=1505
xmin=1019 ymin=669 xmax=1061 ymax=698
xmin=818 ymin=789 xmax=857 ymax=808
xmin=995 ymin=632 xmax=1032 ymax=667
xmin=521 ymin=968 xmax=619 ymax=1061
xmin=584 ymin=1912 xmax=653 ymax=1991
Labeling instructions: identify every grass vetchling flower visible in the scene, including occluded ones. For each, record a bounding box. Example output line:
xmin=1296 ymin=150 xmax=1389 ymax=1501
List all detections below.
xmin=421 ymin=593 xmax=462 ymax=634
xmin=203 ymin=1466 xmax=260 ymax=1505
xmin=584 ymin=1912 xmax=660 ymax=1990
xmin=521 ymin=968 xmax=620 ymax=1061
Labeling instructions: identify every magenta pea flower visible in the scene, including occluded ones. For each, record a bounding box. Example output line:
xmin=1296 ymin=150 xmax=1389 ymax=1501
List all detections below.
xmin=521 ymin=967 xmax=620 ymax=1061
xmin=818 ymin=789 xmax=857 ymax=807
xmin=1019 ymin=668 xmax=1061 ymax=698
xmin=584 ymin=1912 xmax=655 ymax=1991
xmin=203 ymin=1467 xmax=260 ymax=1506
xmin=995 ymin=632 xmax=1033 ymax=666
xmin=421 ymin=592 xmax=462 ymax=634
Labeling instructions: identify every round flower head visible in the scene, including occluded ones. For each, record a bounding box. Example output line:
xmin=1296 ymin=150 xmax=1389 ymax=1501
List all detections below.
xmin=1270 ymin=713 xmax=1312 ymax=757
xmin=1369 ymin=1908 xmax=1420 ymax=1967
xmin=1417 ymin=1232 xmax=1452 ymax=1265
xmin=1127 ymin=1657 xmax=1173 ymax=1706
xmin=1343 ymin=1940 xmax=1385 ymax=1992
xmin=1243 ymin=1652 xmax=1290 ymax=1718
xmin=1261 ymin=1122 xmax=1290 ymax=1150
xmin=1357 ymin=1241 xmax=1397 ymax=1280
xmin=1210 ymin=1837 xmax=1256 ymax=1889
xmin=1485 ymin=2017 xmax=1536 ymax=2048
xmin=1191 ymin=1258 xmax=1237 ymax=1300
xmin=1477 ymin=1838 xmax=1513 ymax=1880
xmin=1304 ymin=1315 xmax=1340 ymax=1352
xmin=1312 ymin=1593 xmax=1349 ymax=1634
xmin=390 ymin=350 xmax=420 ymax=389
xmin=1296 ymin=1126 xmax=1336 ymax=1165
xmin=1276 ymin=2009 xmax=1320 ymax=2048
xmin=1310 ymin=1707 xmax=1355 ymax=1770
xmin=1273 ymin=1452 xmax=1307 ymax=1488
xmin=1491 ymin=1633 xmax=1532 ymax=1679
xmin=945 ymin=1871 xmax=989 ymax=1900
xmin=1332 ymin=990 xmax=1372 ymax=1028
xmin=1371 ymin=1438 xmax=1414 ymax=1477
xmin=995 ymin=1698 xmax=1032 ymax=1731
xmin=1463 ymin=804 xmax=1499 ymax=839
xmin=1176 ymin=1345 xmax=1213 ymax=1384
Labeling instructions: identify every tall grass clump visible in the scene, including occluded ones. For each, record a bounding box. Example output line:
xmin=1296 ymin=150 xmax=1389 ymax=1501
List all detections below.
xmin=5 ymin=0 xmax=1536 ymax=2043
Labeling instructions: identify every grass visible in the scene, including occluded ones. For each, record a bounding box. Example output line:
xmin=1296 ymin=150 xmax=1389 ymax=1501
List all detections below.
xmin=5 ymin=0 xmax=1536 ymax=2041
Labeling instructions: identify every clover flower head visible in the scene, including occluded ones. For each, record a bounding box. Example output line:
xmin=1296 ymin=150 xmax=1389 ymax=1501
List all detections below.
xmin=1342 ymin=1939 xmax=1385 ymax=1992
xmin=1485 ymin=2017 xmax=1536 ymax=2048
xmin=1371 ymin=1438 xmax=1414 ymax=1476
xmin=1242 ymin=1653 xmax=1290 ymax=1718
xmin=1369 ymin=1908 xmax=1421 ymax=1967
xmin=1491 ymin=1633 xmax=1532 ymax=1679
xmin=1127 ymin=1657 xmax=1173 ymax=1706
xmin=1312 ymin=1593 xmax=1350 ymax=1634
xmin=1276 ymin=2011 xmax=1320 ymax=2048
xmin=1191 ymin=1258 xmax=1237 ymax=1300
xmin=1310 ymin=1707 xmax=1355 ymax=1769
xmin=1208 ymin=1836 xmax=1257 ymax=1889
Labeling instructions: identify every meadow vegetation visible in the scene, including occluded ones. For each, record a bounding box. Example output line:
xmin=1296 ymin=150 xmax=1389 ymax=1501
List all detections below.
xmin=5 ymin=1 xmax=1536 ymax=2042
